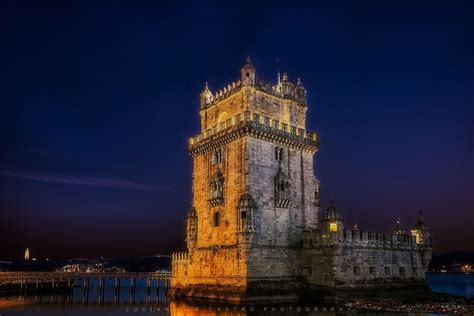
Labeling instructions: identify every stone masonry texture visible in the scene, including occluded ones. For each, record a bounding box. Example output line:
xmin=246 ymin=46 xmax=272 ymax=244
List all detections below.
xmin=170 ymin=59 xmax=432 ymax=302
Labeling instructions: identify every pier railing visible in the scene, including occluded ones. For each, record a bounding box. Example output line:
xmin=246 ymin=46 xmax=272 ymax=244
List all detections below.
xmin=0 ymin=271 xmax=173 ymax=303
xmin=0 ymin=271 xmax=171 ymax=282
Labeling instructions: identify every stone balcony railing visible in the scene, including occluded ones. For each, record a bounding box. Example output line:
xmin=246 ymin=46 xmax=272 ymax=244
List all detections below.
xmin=208 ymin=190 xmax=224 ymax=206
xmin=172 ymin=252 xmax=189 ymax=264
xmin=188 ymin=111 xmax=319 ymax=153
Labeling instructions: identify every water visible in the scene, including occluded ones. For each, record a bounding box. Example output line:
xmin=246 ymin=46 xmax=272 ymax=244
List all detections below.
xmin=426 ymin=272 xmax=474 ymax=298
xmin=1 ymin=273 xmax=472 ymax=315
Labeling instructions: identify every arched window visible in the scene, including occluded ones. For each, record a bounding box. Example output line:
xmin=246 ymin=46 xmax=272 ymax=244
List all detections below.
xmin=314 ymin=188 xmax=321 ymax=207
xmin=209 ymin=171 xmax=224 ymax=206
xmin=274 ymin=169 xmax=291 ymax=208
xmin=275 ymin=147 xmax=283 ymax=161
xmin=238 ymin=194 xmax=256 ymax=233
xmin=212 ymin=148 xmax=223 ymax=164
xmin=213 ymin=211 xmax=220 ymax=227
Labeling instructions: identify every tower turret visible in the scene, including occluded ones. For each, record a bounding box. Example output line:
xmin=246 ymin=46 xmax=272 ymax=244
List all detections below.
xmin=185 ymin=207 xmax=198 ymax=250
xmin=410 ymin=210 xmax=432 ymax=271
xmin=295 ymin=78 xmax=307 ymax=105
xmin=410 ymin=210 xmax=431 ymax=246
xmin=200 ymin=82 xmax=214 ymax=109
xmin=279 ymin=72 xmax=295 ymax=95
xmin=241 ymin=56 xmax=255 ymax=86
xmin=321 ymin=199 xmax=343 ymax=235
xmin=393 ymin=218 xmax=405 ymax=235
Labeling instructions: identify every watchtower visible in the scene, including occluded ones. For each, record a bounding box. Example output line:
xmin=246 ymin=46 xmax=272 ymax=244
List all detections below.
xmin=171 ymin=58 xmax=320 ymax=301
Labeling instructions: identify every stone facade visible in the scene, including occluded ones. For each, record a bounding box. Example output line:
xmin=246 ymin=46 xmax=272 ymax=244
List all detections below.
xmin=171 ymin=58 xmax=432 ymax=302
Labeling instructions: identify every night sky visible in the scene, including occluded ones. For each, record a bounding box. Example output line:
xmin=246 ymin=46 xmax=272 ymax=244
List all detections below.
xmin=1 ymin=1 xmax=473 ymax=260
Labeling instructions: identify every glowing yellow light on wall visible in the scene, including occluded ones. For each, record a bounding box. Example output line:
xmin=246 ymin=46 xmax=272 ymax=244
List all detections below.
xmin=330 ymin=223 xmax=338 ymax=232
xmin=218 ymin=112 xmax=228 ymax=123
xmin=411 ymin=230 xmax=421 ymax=244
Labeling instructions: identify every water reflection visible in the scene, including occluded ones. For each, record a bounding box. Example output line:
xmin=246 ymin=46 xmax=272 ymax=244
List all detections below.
xmin=2 ymin=296 xmax=432 ymax=315
xmin=3 ymin=274 xmax=470 ymax=315
xmin=3 ymin=298 xmax=361 ymax=315
xmin=168 ymin=300 xmax=353 ymax=316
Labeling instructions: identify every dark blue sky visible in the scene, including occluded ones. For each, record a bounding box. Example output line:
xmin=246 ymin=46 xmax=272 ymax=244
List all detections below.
xmin=1 ymin=0 xmax=473 ymax=259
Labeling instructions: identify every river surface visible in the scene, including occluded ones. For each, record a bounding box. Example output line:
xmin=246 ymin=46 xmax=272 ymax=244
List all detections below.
xmin=426 ymin=272 xmax=474 ymax=298
xmin=1 ymin=273 xmax=472 ymax=315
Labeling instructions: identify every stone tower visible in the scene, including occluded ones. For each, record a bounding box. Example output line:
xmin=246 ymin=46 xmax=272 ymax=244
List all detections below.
xmin=171 ymin=58 xmax=320 ymax=301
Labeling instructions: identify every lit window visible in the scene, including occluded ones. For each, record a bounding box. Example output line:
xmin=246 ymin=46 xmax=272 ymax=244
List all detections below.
xmin=411 ymin=230 xmax=421 ymax=244
xmin=329 ymin=223 xmax=338 ymax=232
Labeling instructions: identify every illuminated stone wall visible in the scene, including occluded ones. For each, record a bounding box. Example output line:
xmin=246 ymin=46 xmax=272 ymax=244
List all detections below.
xmin=192 ymin=137 xmax=246 ymax=247
xmin=301 ymin=228 xmax=429 ymax=290
xmin=171 ymin=60 xmax=431 ymax=301
xmin=172 ymin=59 xmax=319 ymax=300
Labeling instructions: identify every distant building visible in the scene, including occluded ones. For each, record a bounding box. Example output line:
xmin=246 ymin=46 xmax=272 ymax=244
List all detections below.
xmin=24 ymin=248 xmax=30 ymax=261
xmin=171 ymin=59 xmax=432 ymax=301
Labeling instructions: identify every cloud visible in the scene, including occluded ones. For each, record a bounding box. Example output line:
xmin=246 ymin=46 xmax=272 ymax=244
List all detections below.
xmin=18 ymin=146 xmax=56 ymax=156
xmin=95 ymin=205 xmax=130 ymax=212
xmin=0 ymin=170 xmax=168 ymax=191
xmin=391 ymin=180 xmax=409 ymax=184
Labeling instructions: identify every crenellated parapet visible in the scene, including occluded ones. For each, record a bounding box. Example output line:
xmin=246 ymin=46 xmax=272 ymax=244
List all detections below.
xmin=305 ymin=228 xmax=419 ymax=250
xmin=255 ymin=75 xmax=307 ymax=105
xmin=200 ymin=76 xmax=307 ymax=110
xmin=310 ymin=200 xmax=430 ymax=250
xmin=189 ymin=111 xmax=319 ymax=156
xmin=200 ymin=80 xmax=243 ymax=109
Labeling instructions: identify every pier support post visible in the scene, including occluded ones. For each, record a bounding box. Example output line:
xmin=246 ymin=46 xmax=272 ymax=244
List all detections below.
xmin=114 ymin=277 xmax=120 ymax=304
xmin=130 ymin=278 xmax=136 ymax=304
xmin=19 ymin=278 xmax=23 ymax=301
xmin=23 ymin=278 xmax=28 ymax=299
xmin=82 ymin=278 xmax=89 ymax=304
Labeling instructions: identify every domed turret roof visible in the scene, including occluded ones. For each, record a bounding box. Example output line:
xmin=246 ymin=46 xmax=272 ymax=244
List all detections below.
xmin=212 ymin=170 xmax=224 ymax=180
xmin=322 ymin=199 xmax=343 ymax=221
xmin=187 ymin=206 xmax=197 ymax=218
xmin=241 ymin=56 xmax=255 ymax=70
xmin=238 ymin=193 xmax=257 ymax=208
xmin=413 ymin=210 xmax=429 ymax=230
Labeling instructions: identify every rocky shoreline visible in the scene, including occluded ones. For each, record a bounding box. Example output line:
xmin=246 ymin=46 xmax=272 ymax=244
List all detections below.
xmin=344 ymin=292 xmax=474 ymax=315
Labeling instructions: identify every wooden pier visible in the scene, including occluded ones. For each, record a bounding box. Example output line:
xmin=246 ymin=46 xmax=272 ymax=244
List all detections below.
xmin=0 ymin=272 xmax=172 ymax=303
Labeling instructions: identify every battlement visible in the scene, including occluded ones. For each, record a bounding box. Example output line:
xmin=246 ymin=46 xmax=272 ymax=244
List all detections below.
xmin=200 ymin=79 xmax=243 ymax=109
xmin=307 ymin=229 xmax=419 ymax=250
xmin=255 ymin=77 xmax=307 ymax=104
xmin=188 ymin=111 xmax=319 ymax=155
xmin=200 ymin=76 xmax=307 ymax=110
